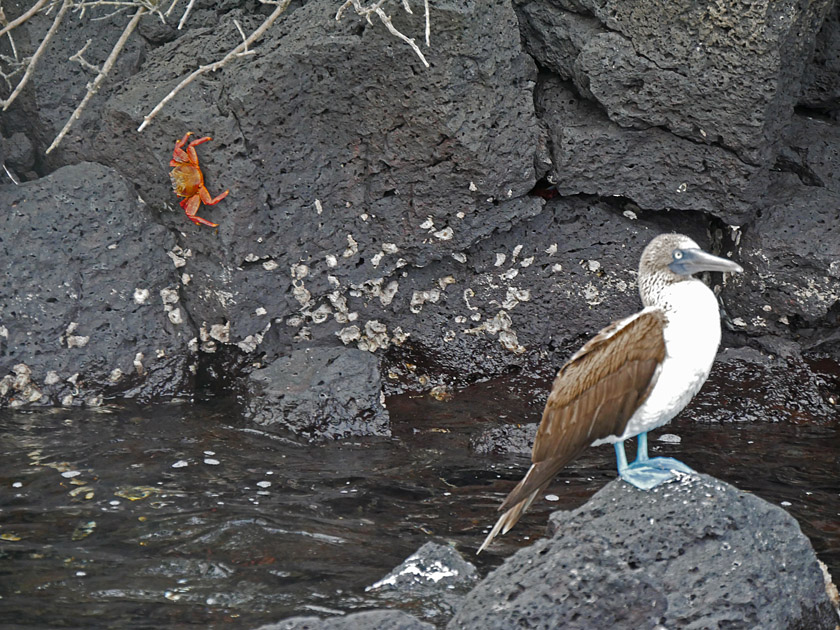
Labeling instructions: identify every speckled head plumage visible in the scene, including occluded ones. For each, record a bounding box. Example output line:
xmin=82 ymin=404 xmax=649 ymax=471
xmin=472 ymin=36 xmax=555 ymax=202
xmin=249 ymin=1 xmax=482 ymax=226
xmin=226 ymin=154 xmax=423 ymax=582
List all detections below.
xmin=637 ymin=233 xmax=742 ymax=308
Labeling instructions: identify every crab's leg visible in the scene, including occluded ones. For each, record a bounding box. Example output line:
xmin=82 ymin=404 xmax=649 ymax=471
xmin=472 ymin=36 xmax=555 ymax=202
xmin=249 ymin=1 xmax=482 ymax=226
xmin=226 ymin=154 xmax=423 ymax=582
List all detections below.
xmin=199 ymin=186 xmax=229 ymax=206
xmin=183 ymin=192 xmax=219 ymax=228
xmin=191 ymin=214 xmax=219 ymax=228
xmin=186 ymin=136 xmax=212 ymax=164
xmin=171 ymin=132 xmax=193 ymax=163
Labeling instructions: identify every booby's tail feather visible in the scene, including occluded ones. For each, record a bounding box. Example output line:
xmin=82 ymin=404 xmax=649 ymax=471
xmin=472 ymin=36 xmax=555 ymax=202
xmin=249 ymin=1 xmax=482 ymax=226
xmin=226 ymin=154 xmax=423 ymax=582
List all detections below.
xmin=477 ymin=487 xmax=541 ymax=554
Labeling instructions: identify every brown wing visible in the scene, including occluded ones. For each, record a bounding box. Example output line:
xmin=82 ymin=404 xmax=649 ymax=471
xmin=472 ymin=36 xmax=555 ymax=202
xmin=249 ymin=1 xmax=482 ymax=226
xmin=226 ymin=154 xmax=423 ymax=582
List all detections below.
xmin=498 ymin=308 xmax=666 ymax=512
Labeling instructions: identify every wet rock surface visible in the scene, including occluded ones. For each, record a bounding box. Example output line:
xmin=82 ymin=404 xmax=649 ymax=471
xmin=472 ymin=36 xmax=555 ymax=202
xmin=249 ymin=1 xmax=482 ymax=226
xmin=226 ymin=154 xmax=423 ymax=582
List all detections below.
xmin=450 ymin=474 xmax=837 ymax=630
xmin=365 ymin=541 xmax=479 ymax=624
xmin=243 ymin=346 xmax=390 ymax=441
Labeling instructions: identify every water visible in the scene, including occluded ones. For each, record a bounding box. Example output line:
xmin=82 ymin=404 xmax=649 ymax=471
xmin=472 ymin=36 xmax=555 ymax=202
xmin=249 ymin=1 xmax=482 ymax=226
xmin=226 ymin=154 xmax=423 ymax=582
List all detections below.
xmin=0 ymin=360 xmax=837 ymax=628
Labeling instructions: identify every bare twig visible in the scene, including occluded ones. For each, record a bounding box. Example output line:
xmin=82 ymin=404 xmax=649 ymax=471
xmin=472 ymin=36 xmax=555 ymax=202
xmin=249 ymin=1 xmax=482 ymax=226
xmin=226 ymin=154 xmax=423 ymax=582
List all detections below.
xmin=424 ymin=0 xmax=429 ymax=46
xmin=69 ymin=39 xmax=101 ymax=73
xmin=1 ymin=0 xmax=71 ymax=111
xmin=46 ymin=5 xmax=147 ymax=153
xmin=2 ymin=162 xmax=20 ymax=185
xmin=336 ymin=0 xmax=429 ymax=68
xmin=233 ymin=19 xmax=254 ymax=56
xmin=137 ymin=0 xmax=291 ymax=132
xmin=177 ymin=0 xmax=196 ymax=29
xmin=0 ymin=0 xmax=50 ymax=39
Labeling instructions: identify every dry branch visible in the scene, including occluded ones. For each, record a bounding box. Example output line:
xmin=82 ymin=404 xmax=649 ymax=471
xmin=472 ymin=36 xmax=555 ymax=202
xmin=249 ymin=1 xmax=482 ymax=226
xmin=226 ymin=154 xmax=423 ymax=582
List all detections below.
xmin=1 ymin=0 xmax=71 ymax=111
xmin=46 ymin=4 xmax=147 ymax=153
xmin=0 ymin=0 xmax=49 ymax=39
xmin=137 ymin=0 xmax=291 ymax=132
xmin=336 ymin=0 xmax=430 ymax=67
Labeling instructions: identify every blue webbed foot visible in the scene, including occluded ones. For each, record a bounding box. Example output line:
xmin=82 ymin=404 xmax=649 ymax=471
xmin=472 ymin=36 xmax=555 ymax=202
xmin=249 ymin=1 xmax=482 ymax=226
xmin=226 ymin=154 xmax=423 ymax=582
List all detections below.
xmin=614 ymin=433 xmax=695 ymax=491
xmin=620 ymin=457 xmax=695 ymax=490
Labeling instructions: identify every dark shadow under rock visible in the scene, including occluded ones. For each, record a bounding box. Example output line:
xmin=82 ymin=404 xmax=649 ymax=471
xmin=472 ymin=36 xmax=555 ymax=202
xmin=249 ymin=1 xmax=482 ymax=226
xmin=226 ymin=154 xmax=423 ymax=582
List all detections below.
xmin=242 ymin=346 xmax=390 ymax=441
xmin=450 ymin=473 xmax=836 ymax=629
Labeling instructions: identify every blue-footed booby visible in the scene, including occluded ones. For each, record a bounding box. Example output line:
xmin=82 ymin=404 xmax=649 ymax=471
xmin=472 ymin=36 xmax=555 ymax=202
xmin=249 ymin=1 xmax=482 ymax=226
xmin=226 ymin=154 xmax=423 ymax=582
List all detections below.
xmin=478 ymin=233 xmax=743 ymax=553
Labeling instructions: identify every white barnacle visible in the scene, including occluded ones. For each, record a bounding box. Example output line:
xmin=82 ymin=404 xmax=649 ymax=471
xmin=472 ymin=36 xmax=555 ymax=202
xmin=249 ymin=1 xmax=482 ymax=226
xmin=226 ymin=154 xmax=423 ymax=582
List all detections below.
xmin=343 ymin=234 xmax=359 ymax=258
xmin=209 ymin=322 xmax=230 ymax=343
xmin=290 ymin=263 xmax=309 ymax=280
xmin=438 ymin=276 xmax=456 ymax=290
xmin=160 ymin=288 xmax=180 ymax=305
xmin=67 ymin=335 xmax=90 ymax=349
xmin=382 ymin=242 xmax=399 ymax=254
xmin=433 ymin=227 xmax=454 ymax=241
xmin=452 ymin=252 xmax=467 ymax=263
xmin=419 ymin=216 xmax=435 ymax=230
xmin=309 ymin=304 xmax=332 ymax=324
xmin=380 ymin=281 xmax=399 ymax=306
xmin=133 ymin=352 xmax=145 ymax=375
xmin=337 ymin=325 xmax=361 ymax=344
xmin=133 ymin=288 xmax=150 ymax=305
xmin=263 ymin=260 xmax=279 ymax=271
xmin=494 ymin=253 xmax=506 ymax=267
xmin=463 ymin=288 xmax=478 ymax=311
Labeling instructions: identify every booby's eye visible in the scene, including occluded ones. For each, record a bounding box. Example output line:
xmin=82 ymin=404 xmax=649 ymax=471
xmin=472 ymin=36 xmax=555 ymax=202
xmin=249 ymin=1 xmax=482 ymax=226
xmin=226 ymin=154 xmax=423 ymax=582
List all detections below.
xmin=673 ymin=249 xmax=684 ymax=260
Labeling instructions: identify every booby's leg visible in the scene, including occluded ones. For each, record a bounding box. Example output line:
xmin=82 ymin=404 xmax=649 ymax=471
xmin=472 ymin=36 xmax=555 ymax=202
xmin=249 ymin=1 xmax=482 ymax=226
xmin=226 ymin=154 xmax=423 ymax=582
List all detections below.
xmin=635 ymin=432 xmax=650 ymax=463
xmin=619 ymin=432 xmax=695 ymax=490
xmin=614 ymin=441 xmax=629 ymax=473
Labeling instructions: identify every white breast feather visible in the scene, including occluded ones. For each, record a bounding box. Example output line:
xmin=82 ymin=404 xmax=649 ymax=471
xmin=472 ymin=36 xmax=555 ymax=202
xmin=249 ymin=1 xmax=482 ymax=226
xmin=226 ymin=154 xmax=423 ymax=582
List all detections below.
xmin=593 ymin=279 xmax=722 ymax=445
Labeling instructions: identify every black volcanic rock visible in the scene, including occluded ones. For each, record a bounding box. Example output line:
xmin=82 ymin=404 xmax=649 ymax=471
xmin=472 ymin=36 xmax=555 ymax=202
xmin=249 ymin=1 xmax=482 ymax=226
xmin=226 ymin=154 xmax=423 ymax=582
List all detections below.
xmin=450 ymin=474 xmax=837 ymax=629
xmin=0 ymin=162 xmax=194 ymax=406
xmin=243 ymin=346 xmax=390 ymax=441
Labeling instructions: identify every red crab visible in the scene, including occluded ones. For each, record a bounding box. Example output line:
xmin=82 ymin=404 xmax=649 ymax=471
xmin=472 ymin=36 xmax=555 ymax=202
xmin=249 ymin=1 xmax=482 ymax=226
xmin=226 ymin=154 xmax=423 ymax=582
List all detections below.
xmin=169 ymin=131 xmax=229 ymax=227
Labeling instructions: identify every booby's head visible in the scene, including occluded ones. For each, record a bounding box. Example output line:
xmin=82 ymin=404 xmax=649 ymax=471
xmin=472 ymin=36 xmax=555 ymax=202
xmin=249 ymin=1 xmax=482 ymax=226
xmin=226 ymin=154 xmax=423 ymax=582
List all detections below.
xmin=638 ymin=233 xmax=743 ymax=306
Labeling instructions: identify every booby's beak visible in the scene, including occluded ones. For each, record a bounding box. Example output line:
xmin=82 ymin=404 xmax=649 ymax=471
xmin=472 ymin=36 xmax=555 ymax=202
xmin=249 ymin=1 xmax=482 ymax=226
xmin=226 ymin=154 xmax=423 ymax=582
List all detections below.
xmin=668 ymin=248 xmax=743 ymax=276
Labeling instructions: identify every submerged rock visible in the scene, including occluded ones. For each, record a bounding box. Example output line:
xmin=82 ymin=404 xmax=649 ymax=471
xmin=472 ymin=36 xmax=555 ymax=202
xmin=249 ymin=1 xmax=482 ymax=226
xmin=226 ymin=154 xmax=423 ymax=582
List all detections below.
xmin=256 ymin=609 xmax=433 ymax=630
xmin=243 ymin=346 xmax=390 ymax=441
xmin=451 ymin=473 xmax=836 ymax=629
xmin=366 ymin=541 xmax=479 ymax=623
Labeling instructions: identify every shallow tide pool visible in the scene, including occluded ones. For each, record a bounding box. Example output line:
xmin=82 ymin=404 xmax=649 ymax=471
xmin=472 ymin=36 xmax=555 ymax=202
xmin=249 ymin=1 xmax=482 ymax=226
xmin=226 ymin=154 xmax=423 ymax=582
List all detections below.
xmin=0 ymin=362 xmax=838 ymax=628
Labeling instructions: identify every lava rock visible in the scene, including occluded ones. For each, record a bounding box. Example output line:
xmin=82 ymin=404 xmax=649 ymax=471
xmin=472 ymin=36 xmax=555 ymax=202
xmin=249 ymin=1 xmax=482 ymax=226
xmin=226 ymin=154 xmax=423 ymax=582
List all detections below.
xmin=243 ymin=346 xmax=390 ymax=441
xmin=97 ymin=0 xmax=541 ymax=375
xmin=725 ymin=172 xmax=840 ymax=357
xmin=682 ymin=347 xmax=839 ymax=425
xmin=470 ymin=422 xmax=537 ymax=456
xmin=450 ymin=474 xmax=837 ymax=629
xmin=256 ymin=610 xmax=434 ymax=630
xmin=366 ymin=541 xmax=479 ymax=623
xmin=800 ymin=2 xmax=840 ymax=109
xmin=518 ymin=0 xmax=832 ymax=165
xmin=535 ymin=74 xmax=765 ymax=225
xmin=0 ymin=162 xmax=194 ymax=407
